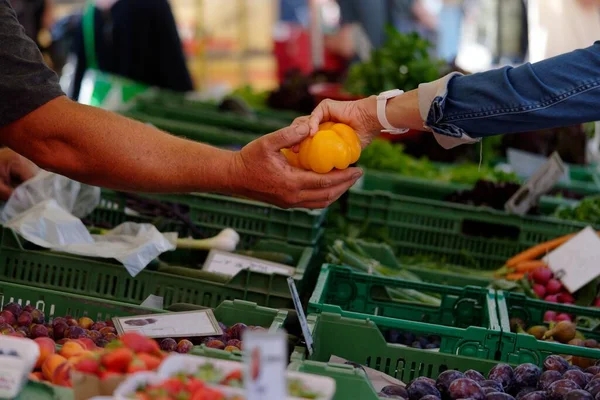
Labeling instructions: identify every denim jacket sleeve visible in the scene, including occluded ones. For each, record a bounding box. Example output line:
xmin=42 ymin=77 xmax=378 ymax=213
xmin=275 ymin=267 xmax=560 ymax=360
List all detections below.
xmin=418 ymin=41 xmax=600 ymax=149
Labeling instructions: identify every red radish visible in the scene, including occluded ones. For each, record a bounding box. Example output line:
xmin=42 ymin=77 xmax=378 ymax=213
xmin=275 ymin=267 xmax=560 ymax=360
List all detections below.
xmin=545 ymin=294 xmax=559 ymax=303
xmin=557 ymin=292 xmax=575 ymax=304
xmin=533 ymin=284 xmax=547 ymax=299
xmin=532 ymin=267 xmax=553 ymax=285
xmin=544 ymin=311 xmax=557 ymax=322
xmin=555 ymin=313 xmax=572 ymax=322
xmin=546 ymin=279 xmax=562 ymax=295
xmin=594 ymin=298 xmax=600 ymax=307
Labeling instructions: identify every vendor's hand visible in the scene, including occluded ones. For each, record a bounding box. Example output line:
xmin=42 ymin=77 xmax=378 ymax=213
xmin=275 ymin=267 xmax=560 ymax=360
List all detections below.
xmin=305 ymin=96 xmax=381 ymax=148
xmin=0 ymin=148 xmax=37 ymax=201
xmin=231 ymin=125 xmax=362 ymax=209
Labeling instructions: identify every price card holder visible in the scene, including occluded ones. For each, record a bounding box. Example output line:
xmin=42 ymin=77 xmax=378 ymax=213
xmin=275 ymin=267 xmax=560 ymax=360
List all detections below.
xmin=505 ymin=152 xmax=566 ymax=215
xmin=113 ymin=310 xmax=222 ymax=339
xmin=287 ymin=277 xmax=313 ymax=356
xmin=544 ymin=226 xmax=600 ymax=293
xmin=243 ymin=330 xmax=288 ymax=400
xmin=203 ymin=250 xmax=296 ymax=277
xmin=508 ymin=148 xmax=570 ymax=184
xmin=0 ymin=336 xmax=39 ymax=399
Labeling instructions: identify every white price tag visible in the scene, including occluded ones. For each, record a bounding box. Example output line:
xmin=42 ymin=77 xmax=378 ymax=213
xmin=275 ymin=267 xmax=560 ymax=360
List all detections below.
xmin=113 ymin=310 xmax=222 ymax=339
xmin=505 ymin=152 xmax=566 ymax=215
xmin=243 ymin=330 xmax=288 ymax=400
xmin=544 ymin=227 xmax=600 ymax=293
xmin=287 ymin=277 xmax=313 ymax=356
xmin=203 ymin=250 xmax=295 ymax=277
xmin=508 ymin=149 xmax=570 ymax=184
xmin=140 ymin=294 xmax=164 ymax=309
xmin=0 ymin=336 xmax=39 ymax=399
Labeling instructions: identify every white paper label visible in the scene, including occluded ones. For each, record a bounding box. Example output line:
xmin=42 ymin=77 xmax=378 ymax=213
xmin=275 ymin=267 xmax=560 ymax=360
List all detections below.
xmin=505 ymin=152 xmax=566 ymax=215
xmin=113 ymin=310 xmax=222 ymax=339
xmin=140 ymin=294 xmax=164 ymax=310
xmin=508 ymin=149 xmax=570 ymax=184
xmin=544 ymin=227 xmax=600 ymax=293
xmin=243 ymin=331 xmax=287 ymax=400
xmin=204 ymin=250 xmax=295 ymax=277
xmin=287 ymin=277 xmax=313 ymax=356
xmin=0 ymin=336 xmax=39 ymax=399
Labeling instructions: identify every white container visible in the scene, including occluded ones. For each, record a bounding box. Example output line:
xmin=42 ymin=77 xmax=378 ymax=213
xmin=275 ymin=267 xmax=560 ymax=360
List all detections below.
xmin=0 ymin=336 xmax=39 ymax=399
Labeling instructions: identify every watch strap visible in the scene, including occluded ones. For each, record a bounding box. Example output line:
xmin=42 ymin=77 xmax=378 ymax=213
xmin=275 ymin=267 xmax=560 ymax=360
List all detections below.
xmin=377 ymin=89 xmax=409 ymax=135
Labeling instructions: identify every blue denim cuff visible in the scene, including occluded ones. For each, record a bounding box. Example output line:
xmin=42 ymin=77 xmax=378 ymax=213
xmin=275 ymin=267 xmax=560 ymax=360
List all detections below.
xmin=418 ymin=72 xmax=481 ymax=149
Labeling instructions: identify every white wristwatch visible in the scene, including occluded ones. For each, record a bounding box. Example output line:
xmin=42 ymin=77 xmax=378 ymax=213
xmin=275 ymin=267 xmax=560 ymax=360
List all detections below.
xmin=377 ymin=89 xmax=409 ymax=134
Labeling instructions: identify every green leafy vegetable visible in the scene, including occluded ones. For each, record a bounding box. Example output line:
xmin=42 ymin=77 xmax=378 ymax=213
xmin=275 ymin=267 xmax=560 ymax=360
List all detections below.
xmin=554 ymin=196 xmax=600 ymax=224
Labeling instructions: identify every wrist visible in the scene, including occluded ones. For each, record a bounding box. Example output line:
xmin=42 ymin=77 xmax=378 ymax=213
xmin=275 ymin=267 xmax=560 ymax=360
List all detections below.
xmin=358 ymin=95 xmax=382 ymax=134
xmin=385 ymin=89 xmax=423 ymax=131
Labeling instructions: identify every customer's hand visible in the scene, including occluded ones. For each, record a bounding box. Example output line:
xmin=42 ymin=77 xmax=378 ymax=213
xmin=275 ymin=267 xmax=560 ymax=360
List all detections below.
xmin=304 ymin=96 xmax=381 ymax=148
xmin=0 ymin=148 xmax=38 ymax=201
xmin=231 ymin=125 xmax=363 ymax=209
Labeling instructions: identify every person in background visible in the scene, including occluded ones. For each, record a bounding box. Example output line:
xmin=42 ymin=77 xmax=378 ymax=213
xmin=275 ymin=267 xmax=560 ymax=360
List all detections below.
xmin=301 ymin=41 xmax=600 ymax=151
xmin=0 ymin=0 xmax=360 ymax=206
xmin=66 ymin=0 xmax=194 ymax=101
xmin=9 ymin=0 xmax=52 ymax=48
xmin=437 ymin=0 xmax=464 ymax=63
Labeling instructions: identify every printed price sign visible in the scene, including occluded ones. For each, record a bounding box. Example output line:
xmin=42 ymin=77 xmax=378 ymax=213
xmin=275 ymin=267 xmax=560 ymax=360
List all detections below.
xmin=204 ymin=250 xmax=296 ymax=277
xmin=243 ymin=330 xmax=288 ymax=400
xmin=113 ymin=310 xmax=222 ymax=339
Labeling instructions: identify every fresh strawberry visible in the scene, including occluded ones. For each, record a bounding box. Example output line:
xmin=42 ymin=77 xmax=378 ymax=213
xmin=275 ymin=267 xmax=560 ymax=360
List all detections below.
xmin=190 ymin=387 xmax=225 ymax=400
xmin=185 ymin=377 xmax=206 ymax=393
xmin=74 ymin=358 xmax=101 ymax=375
xmin=137 ymin=353 xmax=162 ymax=371
xmin=99 ymin=370 xmax=122 ymax=381
xmin=221 ymin=369 xmax=242 ymax=385
xmin=120 ymin=332 xmax=158 ymax=354
xmin=160 ymin=377 xmax=186 ymax=395
xmin=127 ymin=356 xmax=149 ymax=373
xmin=101 ymin=348 xmax=134 ymax=373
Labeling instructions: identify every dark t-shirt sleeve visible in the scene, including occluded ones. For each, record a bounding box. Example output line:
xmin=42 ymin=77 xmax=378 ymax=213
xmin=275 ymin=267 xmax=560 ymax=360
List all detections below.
xmin=0 ymin=0 xmax=64 ymax=128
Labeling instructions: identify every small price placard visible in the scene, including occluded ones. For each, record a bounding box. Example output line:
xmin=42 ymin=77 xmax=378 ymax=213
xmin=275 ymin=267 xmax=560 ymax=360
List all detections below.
xmin=544 ymin=226 xmax=600 ymax=293
xmin=113 ymin=310 xmax=222 ymax=339
xmin=243 ymin=330 xmax=288 ymax=400
xmin=203 ymin=250 xmax=296 ymax=277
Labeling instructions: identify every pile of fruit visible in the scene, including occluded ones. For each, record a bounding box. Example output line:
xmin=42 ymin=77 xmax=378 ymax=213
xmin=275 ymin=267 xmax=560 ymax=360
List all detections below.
xmin=167 ymin=322 xmax=266 ymax=353
xmin=377 ymin=356 xmax=600 ymax=400
xmin=382 ymin=328 xmax=441 ymax=350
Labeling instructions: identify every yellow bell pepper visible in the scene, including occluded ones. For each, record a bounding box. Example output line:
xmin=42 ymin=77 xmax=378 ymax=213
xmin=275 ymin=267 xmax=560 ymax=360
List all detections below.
xmin=281 ymin=122 xmax=361 ymax=174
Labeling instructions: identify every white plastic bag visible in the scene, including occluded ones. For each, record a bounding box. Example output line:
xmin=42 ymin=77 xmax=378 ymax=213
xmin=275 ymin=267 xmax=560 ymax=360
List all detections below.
xmin=0 ymin=170 xmax=100 ymax=223
xmin=5 ymin=199 xmax=176 ymax=277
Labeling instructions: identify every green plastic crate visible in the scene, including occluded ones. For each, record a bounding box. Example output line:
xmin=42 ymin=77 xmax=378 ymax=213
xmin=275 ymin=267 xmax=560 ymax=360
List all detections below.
xmin=299 ymin=312 xmax=503 ymax=382
xmin=17 ymin=381 xmax=73 ymax=400
xmin=0 ymin=227 xmax=307 ymax=309
xmin=352 ymin=239 xmax=493 ymax=288
xmin=96 ymin=189 xmax=326 ymax=246
xmin=121 ymin=110 xmax=259 ymax=148
xmin=349 ymin=177 xmax=590 ymax=270
xmin=288 ymin=361 xmax=381 ymax=400
xmin=496 ymin=291 xmax=600 ymax=366
xmin=0 ymin=280 xmax=162 ymax=321
xmin=307 ymin=265 xmax=501 ymax=359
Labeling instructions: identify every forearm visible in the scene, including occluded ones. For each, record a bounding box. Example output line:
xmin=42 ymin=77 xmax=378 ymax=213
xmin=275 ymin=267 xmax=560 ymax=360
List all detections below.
xmin=1 ymin=96 xmax=237 ymax=194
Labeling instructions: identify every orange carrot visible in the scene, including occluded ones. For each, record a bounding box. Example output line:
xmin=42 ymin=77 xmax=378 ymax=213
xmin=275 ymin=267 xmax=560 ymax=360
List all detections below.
xmin=506 ymin=233 xmax=577 ymax=268
xmin=506 ymin=272 xmax=526 ymax=281
xmin=514 ymin=260 xmax=547 ymax=273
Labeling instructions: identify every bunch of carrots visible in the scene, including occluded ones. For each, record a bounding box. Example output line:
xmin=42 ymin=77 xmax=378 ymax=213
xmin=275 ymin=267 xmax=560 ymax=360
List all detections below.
xmin=496 ymin=232 xmax=578 ymax=281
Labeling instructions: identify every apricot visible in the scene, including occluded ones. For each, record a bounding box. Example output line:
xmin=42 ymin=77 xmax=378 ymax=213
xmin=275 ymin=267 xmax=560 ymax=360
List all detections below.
xmin=42 ymin=354 xmax=67 ymax=381
xmin=34 ymin=337 xmax=56 ymax=369
xmin=59 ymin=341 xmax=86 ymax=359
xmin=78 ymin=317 xmax=94 ymax=330
xmin=52 ymin=361 xmax=72 ymax=387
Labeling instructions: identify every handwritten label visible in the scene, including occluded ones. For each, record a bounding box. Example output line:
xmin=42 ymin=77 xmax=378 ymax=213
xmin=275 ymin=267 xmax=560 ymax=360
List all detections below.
xmin=204 ymin=250 xmax=295 ymax=277
xmin=113 ymin=310 xmax=222 ymax=339
xmin=544 ymin=227 xmax=600 ymax=293
xmin=505 ymin=152 xmax=566 ymax=215
xmin=243 ymin=330 xmax=287 ymax=400
xmin=287 ymin=277 xmax=313 ymax=356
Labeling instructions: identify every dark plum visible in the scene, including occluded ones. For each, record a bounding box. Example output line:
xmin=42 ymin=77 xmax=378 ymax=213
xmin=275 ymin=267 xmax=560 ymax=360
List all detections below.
xmin=543 ymin=356 xmax=570 ymax=374
xmin=381 ymin=385 xmax=408 ymax=398
xmin=411 ymin=378 xmax=437 ymax=387
xmin=412 ymin=341 xmax=424 ymax=349
xmin=404 ymin=332 xmax=416 ymax=344
xmin=547 ymin=380 xmax=581 ymax=400
xmin=68 ymin=326 xmax=85 ymax=339
xmin=564 ymin=390 xmax=593 ymax=400
xmin=520 ymin=391 xmax=547 ymax=400
xmin=426 ymin=343 xmax=439 ymax=350
xmin=483 ymin=388 xmax=499 ymax=396
xmin=176 ymin=339 xmax=193 ymax=354
xmin=538 ymin=371 xmax=562 ymax=391
xmin=486 ymin=393 xmax=515 ymax=400
xmin=22 ymin=305 xmax=34 ymax=313
xmin=563 ymin=370 xmax=589 ymax=388
xmin=30 ymin=324 xmax=48 ymax=338
xmin=17 ymin=312 xmax=32 ymax=327
xmin=387 ymin=329 xmax=403 ymax=344
xmin=407 ymin=381 xmax=440 ymax=400
xmin=448 ymin=379 xmax=485 ymax=400
xmin=587 ymin=374 xmax=596 ymax=383
xmin=465 ymin=370 xmax=486 ymax=383
xmin=481 ymin=381 xmax=504 ymax=393
xmin=3 ymin=302 xmax=22 ymax=317
xmin=422 ymin=396 xmax=441 ymax=400
xmin=30 ymin=309 xmax=44 ymax=325
xmin=160 ymin=338 xmax=177 ymax=352
xmin=515 ymin=388 xmax=536 ymax=400
xmin=514 ymin=364 xmax=541 ymax=390
xmin=585 ymin=379 xmax=600 ymax=398
xmin=488 ymin=365 xmax=515 ymax=392
xmin=586 ymin=367 xmax=600 ymax=375
xmin=53 ymin=322 xmax=68 ymax=340
xmin=226 ymin=323 xmax=248 ymax=340
xmin=437 ymin=371 xmax=466 ymax=397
